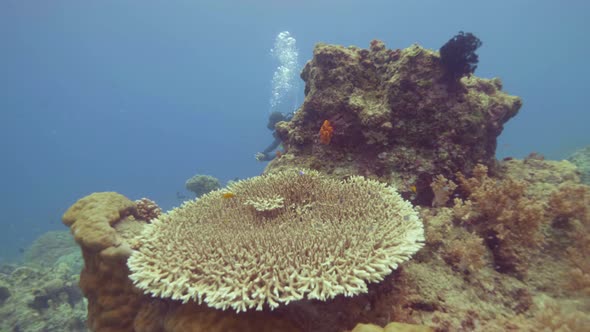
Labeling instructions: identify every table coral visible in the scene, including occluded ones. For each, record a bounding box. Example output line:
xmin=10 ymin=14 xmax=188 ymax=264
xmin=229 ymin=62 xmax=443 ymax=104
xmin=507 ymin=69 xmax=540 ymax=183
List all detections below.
xmin=128 ymin=170 xmax=424 ymax=312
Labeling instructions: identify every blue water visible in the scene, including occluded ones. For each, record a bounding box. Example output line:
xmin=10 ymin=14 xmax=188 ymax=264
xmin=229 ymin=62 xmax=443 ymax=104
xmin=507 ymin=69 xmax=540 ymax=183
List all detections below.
xmin=1 ymin=0 xmax=588 ymax=262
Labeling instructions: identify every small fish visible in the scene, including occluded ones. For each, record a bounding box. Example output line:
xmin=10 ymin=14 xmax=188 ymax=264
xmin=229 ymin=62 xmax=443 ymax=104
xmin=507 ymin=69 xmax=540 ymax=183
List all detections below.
xmin=222 ymin=192 xmax=235 ymax=199
xmin=276 ymin=150 xmax=283 ymax=158
xmin=410 ymin=185 xmax=417 ymax=193
xmin=298 ymin=170 xmax=305 ymax=176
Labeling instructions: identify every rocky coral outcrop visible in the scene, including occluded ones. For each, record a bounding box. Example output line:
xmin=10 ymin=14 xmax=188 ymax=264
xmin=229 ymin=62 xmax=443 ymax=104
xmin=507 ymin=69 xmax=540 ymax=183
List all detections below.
xmin=269 ymin=40 xmax=521 ymax=200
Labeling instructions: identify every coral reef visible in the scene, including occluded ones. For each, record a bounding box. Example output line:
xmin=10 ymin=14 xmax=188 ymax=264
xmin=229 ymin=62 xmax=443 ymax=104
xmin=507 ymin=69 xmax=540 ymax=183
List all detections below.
xmin=502 ymin=157 xmax=581 ymax=199
xmin=59 ymin=40 xmax=590 ymax=331
xmin=407 ymin=158 xmax=590 ymax=330
xmin=0 ymin=257 xmax=87 ymax=331
xmin=568 ymin=145 xmax=590 ymax=185
xmin=0 ymin=280 xmax=9 ymax=305
xmin=128 ymin=170 xmax=423 ymax=312
xmin=270 ymin=40 xmax=521 ymax=201
xmin=23 ymin=230 xmax=79 ymax=268
xmin=63 ymin=161 xmax=590 ymax=331
xmin=429 ymin=174 xmax=457 ymax=207
xmin=185 ymin=174 xmax=221 ymax=197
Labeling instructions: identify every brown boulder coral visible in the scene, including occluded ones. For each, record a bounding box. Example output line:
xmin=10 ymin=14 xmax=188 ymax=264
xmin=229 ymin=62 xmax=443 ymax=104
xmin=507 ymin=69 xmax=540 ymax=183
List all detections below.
xmin=270 ymin=40 xmax=521 ymax=193
xmin=62 ymin=192 xmax=144 ymax=331
xmin=128 ymin=169 xmax=424 ymax=313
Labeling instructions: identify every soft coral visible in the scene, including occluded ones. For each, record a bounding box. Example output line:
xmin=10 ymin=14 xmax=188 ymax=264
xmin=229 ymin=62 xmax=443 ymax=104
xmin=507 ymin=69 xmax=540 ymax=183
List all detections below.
xmin=440 ymin=31 xmax=482 ymax=84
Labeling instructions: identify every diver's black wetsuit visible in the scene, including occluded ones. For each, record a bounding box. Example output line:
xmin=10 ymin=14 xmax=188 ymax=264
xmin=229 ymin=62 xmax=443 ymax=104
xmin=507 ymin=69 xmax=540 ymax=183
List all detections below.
xmin=257 ymin=132 xmax=282 ymax=161
xmin=256 ymin=111 xmax=294 ymax=161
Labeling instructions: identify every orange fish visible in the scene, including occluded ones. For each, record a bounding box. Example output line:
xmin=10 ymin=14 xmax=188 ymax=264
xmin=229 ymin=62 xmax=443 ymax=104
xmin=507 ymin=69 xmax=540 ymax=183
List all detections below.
xmin=410 ymin=185 xmax=417 ymax=193
xmin=222 ymin=192 xmax=235 ymax=199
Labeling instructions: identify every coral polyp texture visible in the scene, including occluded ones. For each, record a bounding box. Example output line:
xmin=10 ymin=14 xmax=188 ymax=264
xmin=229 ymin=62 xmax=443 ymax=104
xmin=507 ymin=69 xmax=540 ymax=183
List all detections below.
xmin=271 ymin=40 xmax=521 ymax=192
xmin=127 ymin=169 xmax=424 ymax=312
xmin=134 ymin=197 xmax=162 ymax=222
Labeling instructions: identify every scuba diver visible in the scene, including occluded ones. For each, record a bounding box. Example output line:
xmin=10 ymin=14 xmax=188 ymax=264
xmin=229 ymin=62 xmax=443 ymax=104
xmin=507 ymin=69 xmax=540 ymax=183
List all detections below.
xmin=255 ymin=111 xmax=294 ymax=161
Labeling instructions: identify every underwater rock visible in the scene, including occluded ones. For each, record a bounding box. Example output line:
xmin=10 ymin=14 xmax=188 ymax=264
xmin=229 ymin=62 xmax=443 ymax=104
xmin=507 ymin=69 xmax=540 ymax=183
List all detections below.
xmin=269 ymin=40 xmax=521 ymax=199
